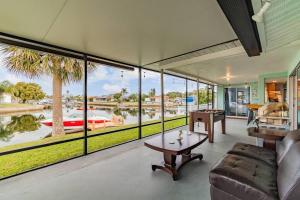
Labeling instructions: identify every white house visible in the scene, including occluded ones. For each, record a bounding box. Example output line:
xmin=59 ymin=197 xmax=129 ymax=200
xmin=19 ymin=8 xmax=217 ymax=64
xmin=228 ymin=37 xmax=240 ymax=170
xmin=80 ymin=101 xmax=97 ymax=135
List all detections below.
xmin=0 ymin=93 xmax=12 ymax=104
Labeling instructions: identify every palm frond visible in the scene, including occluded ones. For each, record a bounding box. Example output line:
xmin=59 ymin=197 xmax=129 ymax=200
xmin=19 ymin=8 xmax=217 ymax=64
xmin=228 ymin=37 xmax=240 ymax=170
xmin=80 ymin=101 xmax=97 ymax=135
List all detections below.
xmin=1 ymin=45 xmax=96 ymax=84
xmin=2 ymin=46 xmax=45 ymax=79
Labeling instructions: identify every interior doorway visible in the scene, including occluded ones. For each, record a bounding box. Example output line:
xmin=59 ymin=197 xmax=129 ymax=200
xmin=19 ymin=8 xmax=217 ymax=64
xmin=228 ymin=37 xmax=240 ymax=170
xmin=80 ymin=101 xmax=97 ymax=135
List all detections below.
xmin=264 ymin=78 xmax=287 ymax=103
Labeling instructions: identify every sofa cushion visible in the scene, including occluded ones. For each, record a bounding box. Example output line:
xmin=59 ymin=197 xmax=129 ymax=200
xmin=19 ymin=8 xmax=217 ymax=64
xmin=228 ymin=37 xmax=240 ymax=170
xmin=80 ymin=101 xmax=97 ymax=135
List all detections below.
xmin=228 ymin=143 xmax=276 ymax=167
xmin=277 ymin=142 xmax=300 ymax=200
xmin=210 ymin=185 xmax=241 ymax=200
xmin=210 ymin=154 xmax=278 ymax=200
xmin=277 ymin=130 xmax=300 ymax=164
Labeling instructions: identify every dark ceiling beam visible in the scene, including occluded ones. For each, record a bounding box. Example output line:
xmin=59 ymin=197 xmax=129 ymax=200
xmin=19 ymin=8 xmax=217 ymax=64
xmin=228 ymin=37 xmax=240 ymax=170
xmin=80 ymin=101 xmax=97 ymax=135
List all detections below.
xmin=217 ymin=0 xmax=262 ymax=57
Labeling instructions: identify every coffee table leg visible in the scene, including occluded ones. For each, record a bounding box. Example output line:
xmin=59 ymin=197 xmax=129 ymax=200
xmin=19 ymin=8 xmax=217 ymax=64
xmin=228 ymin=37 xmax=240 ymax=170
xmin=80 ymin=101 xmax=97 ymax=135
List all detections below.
xmin=181 ymin=150 xmax=203 ymax=163
xmin=151 ymin=152 xmax=178 ymax=180
xmin=151 ymin=152 xmax=204 ymax=181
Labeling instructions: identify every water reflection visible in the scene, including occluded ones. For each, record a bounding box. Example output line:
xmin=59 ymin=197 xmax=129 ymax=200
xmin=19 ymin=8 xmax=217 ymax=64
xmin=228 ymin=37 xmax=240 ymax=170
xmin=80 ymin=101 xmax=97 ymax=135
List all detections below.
xmin=0 ymin=106 xmax=187 ymax=147
xmin=0 ymin=114 xmax=45 ymax=142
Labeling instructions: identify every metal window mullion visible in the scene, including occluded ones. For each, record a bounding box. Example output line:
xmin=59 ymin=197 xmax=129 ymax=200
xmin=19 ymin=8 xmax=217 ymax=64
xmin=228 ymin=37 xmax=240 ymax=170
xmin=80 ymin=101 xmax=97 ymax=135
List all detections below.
xmin=207 ymin=85 xmax=209 ymax=109
xmin=212 ymin=85 xmax=215 ymax=109
xmin=186 ymin=78 xmax=188 ymax=125
xmin=138 ymin=68 xmax=142 ymax=139
xmin=197 ymin=79 xmax=200 ymax=110
xmin=83 ymin=55 xmax=88 ymax=155
xmin=161 ymin=69 xmax=165 ymax=134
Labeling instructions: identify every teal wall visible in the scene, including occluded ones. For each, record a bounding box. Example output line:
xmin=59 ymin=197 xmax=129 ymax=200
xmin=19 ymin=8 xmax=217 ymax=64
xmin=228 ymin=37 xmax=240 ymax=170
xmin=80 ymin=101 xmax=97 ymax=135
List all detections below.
xmin=250 ymin=82 xmax=259 ymax=103
xmin=217 ymin=85 xmax=224 ymax=109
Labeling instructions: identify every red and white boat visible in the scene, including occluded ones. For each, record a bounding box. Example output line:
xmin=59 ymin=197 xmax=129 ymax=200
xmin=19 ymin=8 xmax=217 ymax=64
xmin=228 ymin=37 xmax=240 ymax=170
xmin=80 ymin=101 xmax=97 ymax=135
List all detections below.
xmin=41 ymin=114 xmax=111 ymax=129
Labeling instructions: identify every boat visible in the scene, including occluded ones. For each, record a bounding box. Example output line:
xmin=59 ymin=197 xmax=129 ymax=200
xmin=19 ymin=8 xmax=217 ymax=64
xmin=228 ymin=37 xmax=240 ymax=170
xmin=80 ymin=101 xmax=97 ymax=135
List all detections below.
xmin=41 ymin=113 xmax=111 ymax=129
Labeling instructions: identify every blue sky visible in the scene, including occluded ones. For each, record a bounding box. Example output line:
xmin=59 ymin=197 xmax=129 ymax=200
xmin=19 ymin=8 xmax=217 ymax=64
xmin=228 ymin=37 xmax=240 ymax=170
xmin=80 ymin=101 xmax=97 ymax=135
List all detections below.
xmin=0 ymin=53 xmax=206 ymax=97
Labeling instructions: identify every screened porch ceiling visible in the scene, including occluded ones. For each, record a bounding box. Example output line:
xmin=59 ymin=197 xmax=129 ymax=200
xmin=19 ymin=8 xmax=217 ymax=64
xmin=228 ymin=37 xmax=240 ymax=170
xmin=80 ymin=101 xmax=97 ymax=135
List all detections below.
xmin=0 ymin=0 xmax=299 ymax=85
xmin=0 ymin=0 xmax=236 ymax=66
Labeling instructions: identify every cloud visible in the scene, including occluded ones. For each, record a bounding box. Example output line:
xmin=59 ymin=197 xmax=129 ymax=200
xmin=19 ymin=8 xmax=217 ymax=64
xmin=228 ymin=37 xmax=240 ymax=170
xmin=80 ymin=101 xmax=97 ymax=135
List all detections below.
xmin=88 ymin=67 xmax=109 ymax=83
xmin=88 ymin=66 xmax=139 ymax=84
xmin=142 ymin=70 xmax=160 ymax=80
xmin=2 ymin=73 xmax=22 ymax=84
xmin=102 ymin=83 xmax=122 ymax=94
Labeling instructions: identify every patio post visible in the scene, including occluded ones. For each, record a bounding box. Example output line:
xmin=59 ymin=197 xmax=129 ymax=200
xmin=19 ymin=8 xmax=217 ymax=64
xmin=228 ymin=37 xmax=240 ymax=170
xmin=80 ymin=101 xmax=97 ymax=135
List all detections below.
xmin=197 ymin=78 xmax=200 ymax=110
xmin=83 ymin=55 xmax=88 ymax=155
xmin=138 ymin=68 xmax=142 ymax=139
xmin=186 ymin=78 xmax=188 ymax=125
xmin=212 ymin=85 xmax=215 ymax=109
xmin=160 ymin=69 xmax=165 ymax=134
xmin=207 ymin=85 xmax=209 ymax=109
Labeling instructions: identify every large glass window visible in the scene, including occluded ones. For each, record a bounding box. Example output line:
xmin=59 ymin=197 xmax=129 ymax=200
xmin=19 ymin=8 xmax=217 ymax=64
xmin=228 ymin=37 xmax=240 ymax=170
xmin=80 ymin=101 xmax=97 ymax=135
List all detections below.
xmin=213 ymin=85 xmax=217 ymax=109
xmin=164 ymin=74 xmax=186 ymax=121
xmin=0 ymin=45 xmax=84 ymax=151
xmin=86 ymin=63 xmax=139 ymax=153
xmin=0 ymin=44 xmax=84 ymax=178
xmin=141 ymin=69 xmax=161 ymax=137
xmin=198 ymin=83 xmax=208 ymax=109
xmin=187 ymin=80 xmax=198 ymax=113
xmin=0 ymin=41 xmax=216 ymax=179
xmin=208 ymin=85 xmax=214 ymax=109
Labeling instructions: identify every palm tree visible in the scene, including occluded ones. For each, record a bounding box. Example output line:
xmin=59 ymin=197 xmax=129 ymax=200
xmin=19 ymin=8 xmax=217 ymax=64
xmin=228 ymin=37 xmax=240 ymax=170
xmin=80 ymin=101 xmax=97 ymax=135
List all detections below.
xmin=149 ymin=88 xmax=156 ymax=97
xmin=121 ymin=88 xmax=128 ymax=102
xmin=2 ymin=45 xmax=94 ymax=136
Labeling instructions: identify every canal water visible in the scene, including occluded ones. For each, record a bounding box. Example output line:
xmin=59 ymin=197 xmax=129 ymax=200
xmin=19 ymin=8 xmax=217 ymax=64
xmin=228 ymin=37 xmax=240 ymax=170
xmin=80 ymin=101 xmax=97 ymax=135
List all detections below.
xmin=0 ymin=105 xmax=200 ymax=148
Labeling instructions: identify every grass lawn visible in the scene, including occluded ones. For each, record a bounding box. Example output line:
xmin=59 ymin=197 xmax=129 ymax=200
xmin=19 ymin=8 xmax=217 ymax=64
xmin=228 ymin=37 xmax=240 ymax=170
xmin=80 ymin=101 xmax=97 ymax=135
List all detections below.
xmin=0 ymin=116 xmax=187 ymax=179
xmin=0 ymin=103 xmax=32 ymax=108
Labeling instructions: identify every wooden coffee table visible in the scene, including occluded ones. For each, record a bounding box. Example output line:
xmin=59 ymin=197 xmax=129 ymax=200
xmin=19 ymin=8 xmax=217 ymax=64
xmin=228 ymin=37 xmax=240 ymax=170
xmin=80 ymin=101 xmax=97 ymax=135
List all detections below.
xmin=144 ymin=130 xmax=208 ymax=180
xmin=247 ymin=127 xmax=288 ymax=150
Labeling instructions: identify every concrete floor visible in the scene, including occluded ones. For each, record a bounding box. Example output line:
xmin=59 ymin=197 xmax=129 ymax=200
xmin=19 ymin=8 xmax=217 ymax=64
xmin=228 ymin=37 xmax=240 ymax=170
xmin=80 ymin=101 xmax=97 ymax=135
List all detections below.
xmin=0 ymin=119 xmax=255 ymax=200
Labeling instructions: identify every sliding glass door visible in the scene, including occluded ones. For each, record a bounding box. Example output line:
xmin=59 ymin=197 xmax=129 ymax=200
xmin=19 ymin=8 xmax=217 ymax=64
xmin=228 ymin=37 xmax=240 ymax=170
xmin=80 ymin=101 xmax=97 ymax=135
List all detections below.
xmin=236 ymin=88 xmax=250 ymax=116
xmin=225 ymin=87 xmax=250 ymax=117
xmin=225 ymin=88 xmax=237 ymax=116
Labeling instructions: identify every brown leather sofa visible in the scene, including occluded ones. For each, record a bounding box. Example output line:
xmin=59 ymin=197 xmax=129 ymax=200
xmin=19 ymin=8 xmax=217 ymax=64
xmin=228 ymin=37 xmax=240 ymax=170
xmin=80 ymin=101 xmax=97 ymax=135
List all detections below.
xmin=209 ymin=131 xmax=300 ymax=200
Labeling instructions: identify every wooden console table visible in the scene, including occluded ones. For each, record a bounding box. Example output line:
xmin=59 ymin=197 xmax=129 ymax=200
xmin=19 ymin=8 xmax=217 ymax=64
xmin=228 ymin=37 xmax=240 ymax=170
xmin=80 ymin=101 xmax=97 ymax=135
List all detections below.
xmin=144 ymin=130 xmax=208 ymax=180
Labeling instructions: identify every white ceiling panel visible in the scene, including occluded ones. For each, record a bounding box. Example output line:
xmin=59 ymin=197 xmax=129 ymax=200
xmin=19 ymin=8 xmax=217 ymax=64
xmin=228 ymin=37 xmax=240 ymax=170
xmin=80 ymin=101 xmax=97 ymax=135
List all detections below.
xmin=253 ymin=0 xmax=300 ymax=51
xmin=170 ymin=42 xmax=300 ymax=85
xmin=264 ymin=0 xmax=300 ymax=50
xmin=41 ymin=0 xmax=236 ymax=65
xmin=0 ymin=0 xmax=67 ymax=40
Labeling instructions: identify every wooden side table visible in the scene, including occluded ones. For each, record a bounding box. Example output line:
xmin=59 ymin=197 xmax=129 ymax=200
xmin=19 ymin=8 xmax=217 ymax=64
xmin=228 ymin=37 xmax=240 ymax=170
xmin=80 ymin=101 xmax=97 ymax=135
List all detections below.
xmin=247 ymin=127 xmax=288 ymax=150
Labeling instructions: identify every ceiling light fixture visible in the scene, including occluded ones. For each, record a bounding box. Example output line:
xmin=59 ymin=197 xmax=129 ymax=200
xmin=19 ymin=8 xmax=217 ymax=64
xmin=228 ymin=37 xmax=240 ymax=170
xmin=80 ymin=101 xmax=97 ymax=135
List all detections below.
xmin=252 ymin=0 xmax=271 ymax=23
